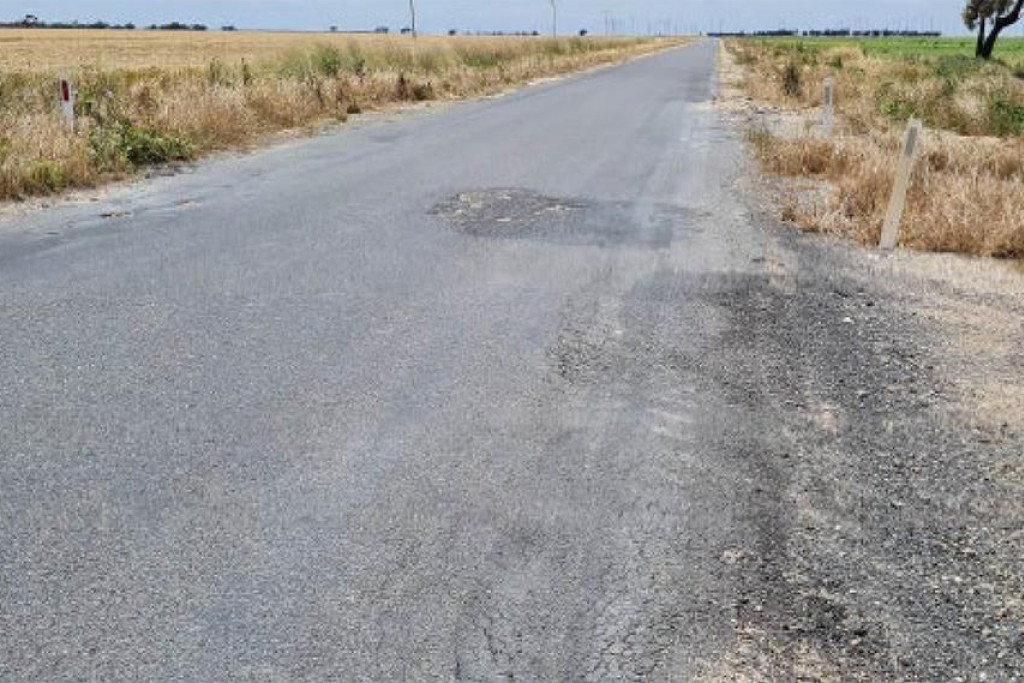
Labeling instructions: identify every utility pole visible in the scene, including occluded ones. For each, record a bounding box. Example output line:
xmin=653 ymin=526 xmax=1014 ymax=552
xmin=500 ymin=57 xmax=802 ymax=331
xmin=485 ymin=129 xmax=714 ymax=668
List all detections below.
xmin=550 ymin=0 xmax=557 ymax=37
xmin=409 ymin=0 xmax=417 ymax=37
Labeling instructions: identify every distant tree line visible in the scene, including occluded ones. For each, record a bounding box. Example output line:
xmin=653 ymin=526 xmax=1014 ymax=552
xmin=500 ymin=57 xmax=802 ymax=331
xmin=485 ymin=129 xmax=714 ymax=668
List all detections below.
xmin=708 ymin=29 xmax=942 ymax=38
xmin=0 ymin=15 xmax=135 ymax=29
xmin=146 ymin=22 xmax=208 ymax=31
xmin=805 ymin=29 xmax=942 ymax=37
xmin=446 ymin=30 xmax=544 ymax=36
xmin=0 ymin=15 xmax=208 ymax=31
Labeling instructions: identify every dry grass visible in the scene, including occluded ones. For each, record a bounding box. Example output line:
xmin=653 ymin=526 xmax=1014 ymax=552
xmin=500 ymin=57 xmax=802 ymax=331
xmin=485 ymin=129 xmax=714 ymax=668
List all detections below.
xmin=0 ymin=30 xmax=480 ymax=71
xmin=730 ymin=39 xmax=1024 ymax=258
xmin=0 ymin=29 xmax=680 ymax=201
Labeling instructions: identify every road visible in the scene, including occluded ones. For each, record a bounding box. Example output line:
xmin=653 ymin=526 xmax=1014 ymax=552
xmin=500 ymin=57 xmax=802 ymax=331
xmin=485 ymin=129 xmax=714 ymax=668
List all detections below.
xmin=3 ymin=41 xmax=1019 ymax=682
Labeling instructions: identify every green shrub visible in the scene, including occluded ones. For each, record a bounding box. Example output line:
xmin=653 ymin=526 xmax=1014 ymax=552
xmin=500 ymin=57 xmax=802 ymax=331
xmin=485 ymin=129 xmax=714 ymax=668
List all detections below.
xmin=934 ymin=54 xmax=983 ymax=81
xmin=122 ymin=125 xmax=193 ymax=164
xmin=311 ymin=45 xmax=343 ymax=78
xmin=76 ymin=74 xmax=129 ymax=128
xmin=88 ymin=124 xmax=130 ymax=172
xmin=89 ymin=121 xmax=194 ymax=169
xmin=876 ymin=81 xmax=920 ymax=122
xmin=782 ymin=61 xmax=802 ymax=97
xmin=879 ymin=96 xmax=919 ymax=122
xmin=29 ymin=161 xmax=68 ymax=193
xmin=278 ymin=45 xmax=353 ymax=80
xmin=988 ymin=93 xmax=1024 ymax=136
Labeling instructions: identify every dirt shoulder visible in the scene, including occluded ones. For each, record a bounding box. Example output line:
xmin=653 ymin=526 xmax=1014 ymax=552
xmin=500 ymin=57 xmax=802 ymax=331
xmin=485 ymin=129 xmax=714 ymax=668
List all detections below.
xmin=702 ymin=41 xmax=1024 ymax=683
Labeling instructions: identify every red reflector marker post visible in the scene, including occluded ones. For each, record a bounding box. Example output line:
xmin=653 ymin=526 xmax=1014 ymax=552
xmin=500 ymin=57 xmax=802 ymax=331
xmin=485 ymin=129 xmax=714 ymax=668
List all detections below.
xmin=59 ymin=76 xmax=76 ymax=131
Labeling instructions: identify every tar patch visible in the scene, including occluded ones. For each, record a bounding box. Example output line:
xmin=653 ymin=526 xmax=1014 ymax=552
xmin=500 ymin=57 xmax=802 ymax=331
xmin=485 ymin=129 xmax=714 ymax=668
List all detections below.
xmin=432 ymin=188 xmax=697 ymax=249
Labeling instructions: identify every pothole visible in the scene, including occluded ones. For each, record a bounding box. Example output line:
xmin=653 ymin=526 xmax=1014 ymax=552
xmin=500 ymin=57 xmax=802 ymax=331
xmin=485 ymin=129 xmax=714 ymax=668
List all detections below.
xmin=432 ymin=188 xmax=698 ymax=249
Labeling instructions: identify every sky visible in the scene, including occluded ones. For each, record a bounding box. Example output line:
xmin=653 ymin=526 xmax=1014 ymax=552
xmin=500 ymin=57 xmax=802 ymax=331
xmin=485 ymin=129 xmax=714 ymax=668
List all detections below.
xmin=4 ymin=1 xmax=1005 ymax=36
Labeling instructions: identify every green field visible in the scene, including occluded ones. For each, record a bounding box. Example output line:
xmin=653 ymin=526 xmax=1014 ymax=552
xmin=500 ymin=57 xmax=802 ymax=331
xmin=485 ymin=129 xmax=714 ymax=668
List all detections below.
xmin=753 ymin=36 xmax=1024 ymax=68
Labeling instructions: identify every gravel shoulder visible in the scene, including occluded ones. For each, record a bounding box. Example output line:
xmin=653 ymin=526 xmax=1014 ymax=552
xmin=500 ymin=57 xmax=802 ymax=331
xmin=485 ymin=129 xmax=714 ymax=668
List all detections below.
xmin=703 ymin=41 xmax=1024 ymax=683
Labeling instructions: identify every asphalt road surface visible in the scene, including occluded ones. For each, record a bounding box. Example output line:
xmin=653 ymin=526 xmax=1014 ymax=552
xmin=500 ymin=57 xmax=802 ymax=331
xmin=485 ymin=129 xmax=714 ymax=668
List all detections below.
xmin=3 ymin=41 xmax=1019 ymax=682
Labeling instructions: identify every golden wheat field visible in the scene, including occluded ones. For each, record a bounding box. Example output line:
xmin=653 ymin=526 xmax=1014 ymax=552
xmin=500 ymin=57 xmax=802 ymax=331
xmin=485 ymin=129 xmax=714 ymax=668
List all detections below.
xmin=0 ymin=29 xmax=638 ymax=71
xmin=0 ymin=29 xmax=679 ymax=201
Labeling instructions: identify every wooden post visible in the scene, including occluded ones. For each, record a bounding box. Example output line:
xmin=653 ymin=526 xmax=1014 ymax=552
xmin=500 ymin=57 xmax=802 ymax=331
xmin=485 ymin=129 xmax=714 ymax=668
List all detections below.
xmin=822 ymin=77 xmax=835 ymax=139
xmin=879 ymin=118 xmax=923 ymax=251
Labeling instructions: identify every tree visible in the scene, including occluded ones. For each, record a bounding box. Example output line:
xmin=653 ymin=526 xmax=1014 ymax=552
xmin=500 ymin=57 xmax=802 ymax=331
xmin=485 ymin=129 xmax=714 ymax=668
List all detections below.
xmin=964 ymin=0 xmax=1024 ymax=59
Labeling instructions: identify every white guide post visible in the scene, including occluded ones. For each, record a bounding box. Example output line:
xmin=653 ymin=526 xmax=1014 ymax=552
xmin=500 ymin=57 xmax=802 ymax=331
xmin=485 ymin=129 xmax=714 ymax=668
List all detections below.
xmin=822 ymin=77 xmax=835 ymax=139
xmin=879 ymin=118 xmax=924 ymax=251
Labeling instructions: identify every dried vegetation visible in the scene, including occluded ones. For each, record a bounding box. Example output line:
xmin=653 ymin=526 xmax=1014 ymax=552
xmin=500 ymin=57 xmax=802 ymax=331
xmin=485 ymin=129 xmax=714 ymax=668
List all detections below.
xmin=730 ymin=39 xmax=1024 ymax=258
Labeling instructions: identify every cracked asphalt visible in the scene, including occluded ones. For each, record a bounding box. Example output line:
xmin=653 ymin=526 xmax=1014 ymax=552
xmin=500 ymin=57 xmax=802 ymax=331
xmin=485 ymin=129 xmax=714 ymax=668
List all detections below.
xmin=2 ymin=41 xmax=1022 ymax=682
